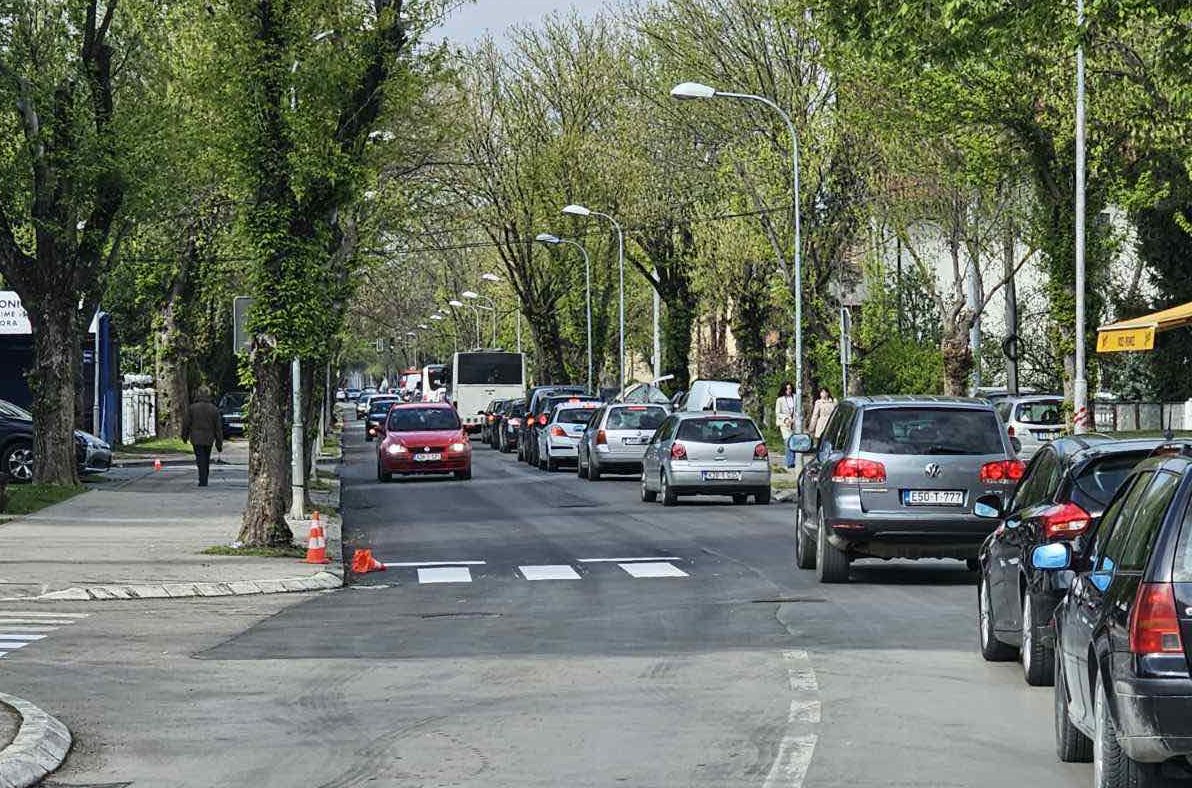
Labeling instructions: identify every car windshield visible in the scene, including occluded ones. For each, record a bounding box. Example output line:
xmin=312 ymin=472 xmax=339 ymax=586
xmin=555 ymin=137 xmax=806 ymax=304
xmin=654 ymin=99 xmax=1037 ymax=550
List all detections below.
xmin=607 ymin=406 xmax=667 ymax=430
xmin=1016 ymin=400 xmax=1063 ymax=425
xmin=1072 ymin=452 xmax=1152 ymax=507
xmin=677 ymin=417 xmax=761 ymax=443
xmin=386 ymin=408 xmax=460 ymax=431
xmin=859 ymin=408 xmax=1004 ymax=455
xmin=0 ymin=399 xmax=31 ymax=420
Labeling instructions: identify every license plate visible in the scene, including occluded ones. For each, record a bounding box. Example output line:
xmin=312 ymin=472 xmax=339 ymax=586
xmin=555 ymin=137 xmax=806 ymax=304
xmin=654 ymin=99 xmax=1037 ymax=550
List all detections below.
xmin=413 ymin=453 xmax=442 ymax=462
xmin=702 ymin=470 xmax=742 ymax=481
xmin=1031 ymin=431 xmax=1058 ymax=441
xmin=903 ymin=490 xmax=965 ymax=506
xmin=622 ymin=437 xmax=646 ymax=445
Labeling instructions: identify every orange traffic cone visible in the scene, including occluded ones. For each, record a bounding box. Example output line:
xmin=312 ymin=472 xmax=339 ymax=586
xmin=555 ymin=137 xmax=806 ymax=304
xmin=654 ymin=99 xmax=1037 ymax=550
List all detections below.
xmin=153 ymin=457 xmax=163 ymax=472
xmin=351 ymin=548 xmax=385 ymax=574
xmin=303 ymin=511 xmax=329 ymax=564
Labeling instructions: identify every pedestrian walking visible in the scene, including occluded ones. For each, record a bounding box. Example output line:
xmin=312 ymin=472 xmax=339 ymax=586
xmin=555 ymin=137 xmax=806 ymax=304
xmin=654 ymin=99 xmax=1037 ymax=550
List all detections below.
xmin=807 ymin=386 xmax=838 ymax=441
xmin=775 ymin=381 xmax=798 ymax=467
xmin=182 ymin=386 xmax=223 ymax=487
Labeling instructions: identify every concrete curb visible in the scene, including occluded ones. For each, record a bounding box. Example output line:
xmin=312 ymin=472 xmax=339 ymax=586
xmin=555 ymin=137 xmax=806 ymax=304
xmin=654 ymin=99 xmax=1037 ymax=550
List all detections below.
xmin=772 ymin=488 xmax=797 ymax=503
xmin=0 ymin=692 xmax=71 ymax=788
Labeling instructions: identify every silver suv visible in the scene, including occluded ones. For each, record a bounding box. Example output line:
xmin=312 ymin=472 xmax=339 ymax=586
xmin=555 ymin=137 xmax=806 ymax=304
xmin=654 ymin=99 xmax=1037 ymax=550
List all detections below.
xmin=793 ymin=396 xmax=1021 ymax=583
xmin=578 ymin=403 xmax=669 ymax=480
xmin=641 ymin=412 xmax=771 ymax=505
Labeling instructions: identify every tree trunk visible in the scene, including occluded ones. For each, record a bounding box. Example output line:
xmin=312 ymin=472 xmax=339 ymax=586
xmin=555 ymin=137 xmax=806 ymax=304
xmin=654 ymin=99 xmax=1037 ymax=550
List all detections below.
xmin=732 ymin=261 xmax=770 ymax=421
xmin=28 ymin=296 xmax=81 ymax=486
xmin=659 ymin=277 xmax=697 ymax=393
xmin=527 ymin=309 xmax=567 ymax=383
xmin=239 ymin=353 xmax=293 ymax=546
xmin=941 ymin=328 xmax=973 ymax=397
xmin=154 ymin=233 xmax=198 ymax=438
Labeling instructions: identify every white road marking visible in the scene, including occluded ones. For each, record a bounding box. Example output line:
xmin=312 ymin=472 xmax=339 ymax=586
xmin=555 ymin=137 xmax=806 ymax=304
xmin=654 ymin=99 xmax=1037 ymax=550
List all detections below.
xmin=0 ymin=626 xmax=58 ymax=632
xmin=762 ymin=734 xmax=817 ymax=788
xmin=0 ymin=641 xmax=35 ymax=650
xmin=618 ymin=562 xmax=688 ymax=578
xmin=783 ymin=649 xmax=819 ymax=692
xmin=519 ymin=565 xmax=582 ymax=581
xmin=0 ymin=634 xmax=47 ymax=642
xmin=577 ymin=556 xmax=683 ymax=563
xmin=0 ymin=619 xmax=78 ymax=626
xmin=417 ymin=567 xmax=473 ymax=584
xmin=383 ymin=560 xmax=487 ymax=568
xmin=0 ymin=611 xmax=87 ymax=618
xmin=788 ymin=698 xmax=821 ymax=724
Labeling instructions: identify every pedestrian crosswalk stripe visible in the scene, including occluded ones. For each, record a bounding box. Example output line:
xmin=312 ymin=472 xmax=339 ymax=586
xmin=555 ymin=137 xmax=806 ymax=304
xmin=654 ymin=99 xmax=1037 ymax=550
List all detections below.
xmin=0 ymin=641 xmax=39 ymax=650
xmin=0 ymin=634 xmax=47 ymax=642
xmin=0 ymin=619 xmax=80 ymax=626
xmin=618 ymin=561 xmax=688 ymax=578
xmin=417 ymin=566 xmax=473 ymax=584
xmin=519 ymin=565 xmax=582 ymax=581
xmin=0 ymin=610 xmax=87 ymax=659
xmin=0 ymin=626 xmax=58 ymax=632
xmin=0 ymin=611 xmax=87 ymax=618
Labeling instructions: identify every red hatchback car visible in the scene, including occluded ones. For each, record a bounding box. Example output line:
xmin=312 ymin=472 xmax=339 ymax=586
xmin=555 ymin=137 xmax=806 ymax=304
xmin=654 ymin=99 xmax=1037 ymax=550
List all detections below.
xmin=376 ymin=403 xmax=472 ymax=482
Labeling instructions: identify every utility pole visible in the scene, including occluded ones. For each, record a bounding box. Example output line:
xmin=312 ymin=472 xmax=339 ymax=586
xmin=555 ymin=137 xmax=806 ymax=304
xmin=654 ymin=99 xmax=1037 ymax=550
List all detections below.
xmin=1004 ymin=223 xmax=1019 ymax=395
xmin=290 ymin=358 xmax=304 ymax=519
xmin=1073 ymin=0 xmax=1089 ymax=432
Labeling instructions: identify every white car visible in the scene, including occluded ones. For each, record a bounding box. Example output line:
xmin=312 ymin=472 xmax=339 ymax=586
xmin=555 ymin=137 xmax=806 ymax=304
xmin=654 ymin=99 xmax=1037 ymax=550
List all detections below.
xmin=536 ymin=401 xmax=601 ymax=472
xmin=994 ymin=395 xmax=1064 ymax=459
xmin=673 ymin=380 xmax=742 ymax=413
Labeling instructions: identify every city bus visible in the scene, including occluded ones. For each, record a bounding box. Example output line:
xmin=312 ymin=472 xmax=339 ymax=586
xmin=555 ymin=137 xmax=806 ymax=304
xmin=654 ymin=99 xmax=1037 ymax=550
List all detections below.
xmin=452 ymin=351 xmax=526 ymax=433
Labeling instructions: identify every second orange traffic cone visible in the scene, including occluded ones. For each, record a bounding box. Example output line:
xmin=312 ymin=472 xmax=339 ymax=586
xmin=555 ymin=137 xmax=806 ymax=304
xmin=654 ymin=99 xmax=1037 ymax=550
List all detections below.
xmin=153 ymin=457 xmax=163 ymax=472
xmin=303 ymin=511 xmax=329 ymax=564
xmin=351 ymin=548 xmax=385 ymax=574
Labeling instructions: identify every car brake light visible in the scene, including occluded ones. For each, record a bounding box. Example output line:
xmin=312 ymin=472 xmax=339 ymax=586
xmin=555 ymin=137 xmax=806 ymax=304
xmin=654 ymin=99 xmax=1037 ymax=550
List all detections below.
xmin=538 ymin=413 xmax=548 ymax=426
xmin=549 ymin=425 xmax=567 ymax=437
xmin=1039 ymin=501 xmax=1092 ymax=540
xmin=754 ymin=443 xmax=768 ymax=459
xmin=1129 ymin=583 xmax=1184 ymax=655
xmin=979 ymin=460 xmax=1026 ymax=484
xmin=1006 ymin=425 xmax=1016 ymax=437
xmin=832 ymin=457 xmax=886 ymax=483
xmin=596 ymin=430 xmax=607 ymax=445
xmin=670 ymin=442 xmax=687 ymax=460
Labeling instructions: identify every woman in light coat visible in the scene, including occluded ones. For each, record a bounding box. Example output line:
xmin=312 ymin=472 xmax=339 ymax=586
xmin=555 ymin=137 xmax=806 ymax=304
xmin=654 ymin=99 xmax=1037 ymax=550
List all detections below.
xmin=808 ymin=387 xmax=838 ymax=440
xmin=775 ymin=381 xmax=797 ymax=467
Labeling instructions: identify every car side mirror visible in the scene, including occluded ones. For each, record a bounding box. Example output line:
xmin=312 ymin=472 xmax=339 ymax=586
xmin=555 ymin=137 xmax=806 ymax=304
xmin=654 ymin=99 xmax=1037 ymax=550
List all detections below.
xmin=787 ymin=433 xmax=813 ymax=453
xmin=1031 ymin=542 xmax=1072 ymax=571
xmin=973 ymin=494 xmax=1003 ymax=519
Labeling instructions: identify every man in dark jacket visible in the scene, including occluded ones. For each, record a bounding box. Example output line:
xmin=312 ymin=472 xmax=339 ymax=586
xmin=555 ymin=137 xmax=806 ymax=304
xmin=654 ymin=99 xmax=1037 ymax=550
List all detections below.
xmin=182 ymin=387 xmax=223 ymax=487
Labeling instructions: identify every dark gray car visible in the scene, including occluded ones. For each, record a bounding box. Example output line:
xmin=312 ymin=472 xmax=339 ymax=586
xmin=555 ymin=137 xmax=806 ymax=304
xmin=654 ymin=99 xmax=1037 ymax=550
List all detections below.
xmin=792 ymin=396 xmax=1021 ymax=583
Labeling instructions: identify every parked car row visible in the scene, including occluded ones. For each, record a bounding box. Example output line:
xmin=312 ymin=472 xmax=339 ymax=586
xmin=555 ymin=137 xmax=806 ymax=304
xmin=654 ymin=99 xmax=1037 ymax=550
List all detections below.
xmin=0 ymin=399 xmax=112 ymax=481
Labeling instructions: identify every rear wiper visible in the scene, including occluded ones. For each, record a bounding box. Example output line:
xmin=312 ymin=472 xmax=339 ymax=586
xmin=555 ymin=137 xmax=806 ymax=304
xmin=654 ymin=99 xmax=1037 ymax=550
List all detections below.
xmin=924 ymin=445 xmax=969 ymax=455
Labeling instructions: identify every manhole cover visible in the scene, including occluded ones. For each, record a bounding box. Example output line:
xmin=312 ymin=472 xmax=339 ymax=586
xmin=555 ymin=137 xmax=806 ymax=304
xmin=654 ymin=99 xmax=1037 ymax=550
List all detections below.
xmin=420 ymin=611 xmax=501 ymax=620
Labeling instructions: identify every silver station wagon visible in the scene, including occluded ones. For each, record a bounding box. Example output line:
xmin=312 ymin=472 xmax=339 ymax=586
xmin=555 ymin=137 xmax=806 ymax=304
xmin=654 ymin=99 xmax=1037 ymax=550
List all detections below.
xmin=577 ymin=403 xmax=669 ymax=480
xmin=792 ymin=396 xmax=1021 ymax=583
xmin=641 ymin=412 xmax=771 ymax=505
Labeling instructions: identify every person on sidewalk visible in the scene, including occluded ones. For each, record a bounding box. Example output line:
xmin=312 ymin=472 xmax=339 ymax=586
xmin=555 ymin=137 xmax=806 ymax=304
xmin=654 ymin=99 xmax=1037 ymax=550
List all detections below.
xmin=807 ymin=386 xmax=838 ymax=441
xmin=182 ymin=386 xmax=223 ymax=487
xmin=774 ymin=380 xmax=798 ymax=467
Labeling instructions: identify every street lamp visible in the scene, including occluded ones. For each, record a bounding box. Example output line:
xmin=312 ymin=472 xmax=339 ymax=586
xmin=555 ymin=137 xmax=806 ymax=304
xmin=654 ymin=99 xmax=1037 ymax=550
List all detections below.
xmin=479 ymin=272 xmax=519 ymax=351
xmin=1072 ymin=0 xmax=1089 ymax=432
xmin=671 ymin=80 xmax=805 ymax=434
xmin=462 ymin=290 xmax=497 ymax=347
xmin=536 ymin=233 xmax=593 ymax=392
xmin=563 ymin=203 xmax=625 ymax=393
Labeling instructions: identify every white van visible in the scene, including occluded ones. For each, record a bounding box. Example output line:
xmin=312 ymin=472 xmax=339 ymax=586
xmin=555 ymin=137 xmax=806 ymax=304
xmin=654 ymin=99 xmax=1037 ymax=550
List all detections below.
xmin=674 ymin=380 xmax=742 ymax=412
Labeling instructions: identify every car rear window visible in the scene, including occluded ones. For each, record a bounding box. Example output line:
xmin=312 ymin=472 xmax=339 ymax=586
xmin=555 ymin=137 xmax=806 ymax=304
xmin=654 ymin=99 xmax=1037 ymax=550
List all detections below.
xmin=859 ymin=408 xmax=1004 ymax=455
xmin=387 ymin=408 xmax=460 ymax=431
xmin=369 ymin=399 xmax=398 ymax=413
xmin=676 ymin=417 xmax=761 ymax=444
xmin=607 ymin=406 xmax=667 ymax=431
xmin=1071 ymin=452 xmax=1150 ymax=507
xmin=713 ymin=397 xmax=743 ymax=412
xmin=1016 ymin=400 xmax=1063 ymax=425
xmin=555 ymin=408 xmax=596 ymax=425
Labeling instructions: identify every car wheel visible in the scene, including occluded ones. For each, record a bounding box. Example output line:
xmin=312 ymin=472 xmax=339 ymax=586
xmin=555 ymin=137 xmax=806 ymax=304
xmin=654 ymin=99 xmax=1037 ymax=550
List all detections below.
xmin=660 ymin=471 xmax=678 ymax=506
xmin=1094 ymin=673 xmax=1161 ymax=787
xmin=978 ymin=578 xmax=1018 ymax=661
xmin=794 ymin=505 xmax=817 ymax=570
xmin=547 ymin=456 xmax=559 ymax=472
xmin=1055 ymin=656 xmax=1093 ymax=763
xmin=815 ymin=508 xmax=850 ymax=583
xmin=3 ymin=440 xmax=33 ymax=483
xmin=588 ymin=458 xmax=601 ymax=481
xmin=377 ymin=462 xmax=391 ymax=484
xmin=454 ymin=468 xmax=472 ymax=481
xmin=640 ymin=469 xmax=657 ymax=502
xmin=732 ymin=493 xmax=748 ymax=505
xmin=577 ymin=454 xmax=588 ymax=479
xmin=754 ymin=488 xmax=771 ymax=505
xmin=1022 ymin=590 xmax=1055 ymax=686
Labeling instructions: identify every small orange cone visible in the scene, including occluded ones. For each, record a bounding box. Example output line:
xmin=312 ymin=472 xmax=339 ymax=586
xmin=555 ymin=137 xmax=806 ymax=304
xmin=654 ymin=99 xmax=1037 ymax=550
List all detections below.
xmin=153 ymin=457 xmax=163 ymax=472
xmin=351 ymin=548 xmax=385 ymax=574
xmin=303 ymin=511 xmax=329 ymax=564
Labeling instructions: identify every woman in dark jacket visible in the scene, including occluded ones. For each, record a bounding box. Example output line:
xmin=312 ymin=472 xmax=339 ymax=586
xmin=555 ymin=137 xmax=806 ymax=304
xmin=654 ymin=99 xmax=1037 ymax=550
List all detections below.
xmin=182 ymin=387 xmax=224 ymax=487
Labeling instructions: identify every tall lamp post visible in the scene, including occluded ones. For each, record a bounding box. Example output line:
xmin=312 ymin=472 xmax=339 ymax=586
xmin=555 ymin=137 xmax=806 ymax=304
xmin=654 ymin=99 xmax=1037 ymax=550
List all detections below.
xmin=670 ymin=81 xmax=804 ymax=434
xmin=1072 ymin=0 xmax=1089 ymax=433
xmin=562 ymin=203 xmax=625 ymax=393
xmin=481 ymin=272 xmax=520 ymax=352
xmin=462 ymin=290 xmax=497 ymax=347
xmin=536 ymin=233 xmax=594 ymax=393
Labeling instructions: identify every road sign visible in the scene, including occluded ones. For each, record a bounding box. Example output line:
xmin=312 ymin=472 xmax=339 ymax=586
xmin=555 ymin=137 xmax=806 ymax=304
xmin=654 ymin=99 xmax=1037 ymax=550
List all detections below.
xmin=0 ymin=291 xmax=31 ymax=335
xmin=1096 ymin=325 xmax=1155 ymax=353
xmin=233 ymin=296 xmax=253 ymax=354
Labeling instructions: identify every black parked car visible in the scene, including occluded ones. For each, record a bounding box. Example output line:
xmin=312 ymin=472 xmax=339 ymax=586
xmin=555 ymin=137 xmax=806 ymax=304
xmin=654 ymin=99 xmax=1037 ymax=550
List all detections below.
xmin=977 ymin=436 xmax=1162 ymax=685
xmin=0 ymin=399 xmax=112 ymax=482
xmin=480 ymin=399 xmax=508 ymax=447
xmin=1031 ymin=444 xmax=1192 ymax=786
xmin=517 ymin=385 xmax=587 ymax=465
xmin=496 ymin=400 xmax=526 ymax=454
xmin=363 ymin=396 xmax=400 ymax=442
xmin=218 ymin=391 xmax=249 ymax=437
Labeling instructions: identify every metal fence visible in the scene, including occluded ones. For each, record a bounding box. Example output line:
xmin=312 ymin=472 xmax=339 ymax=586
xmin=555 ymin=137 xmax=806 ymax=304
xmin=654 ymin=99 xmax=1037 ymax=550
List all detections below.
xmin=121 ymin=386 xmax=156 ymax=445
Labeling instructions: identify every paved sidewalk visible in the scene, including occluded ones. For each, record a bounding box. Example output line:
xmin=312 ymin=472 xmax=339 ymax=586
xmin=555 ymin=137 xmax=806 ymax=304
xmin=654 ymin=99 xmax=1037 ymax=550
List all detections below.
xmin=0 ymin=443 xmax=342 ymax=601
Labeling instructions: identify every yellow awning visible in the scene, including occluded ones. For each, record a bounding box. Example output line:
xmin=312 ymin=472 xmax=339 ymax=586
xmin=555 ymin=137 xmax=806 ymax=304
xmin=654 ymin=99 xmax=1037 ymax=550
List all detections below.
xmin=1097 ymin=301 xmax=1192 ymax=353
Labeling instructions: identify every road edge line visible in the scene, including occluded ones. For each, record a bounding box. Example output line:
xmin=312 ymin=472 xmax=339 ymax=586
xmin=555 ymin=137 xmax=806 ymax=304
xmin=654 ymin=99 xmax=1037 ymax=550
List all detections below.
xmin=0 ymin=691 xmax=72 ymax=788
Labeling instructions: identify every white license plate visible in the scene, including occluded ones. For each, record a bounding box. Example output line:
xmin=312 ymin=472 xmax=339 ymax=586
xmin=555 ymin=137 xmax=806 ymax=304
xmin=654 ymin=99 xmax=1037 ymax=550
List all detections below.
xmin=622 ymin=437 xmax=646 ymax=445
xmin=413 ymin=453 xmax=442 ymax=462
xmin=702 ymin=470 xmax=742 ymax=481
xmin=903 ymin=490 xmax=965 ymax=506
xmin=1031 ymin=431 xmax=1058 ymax=441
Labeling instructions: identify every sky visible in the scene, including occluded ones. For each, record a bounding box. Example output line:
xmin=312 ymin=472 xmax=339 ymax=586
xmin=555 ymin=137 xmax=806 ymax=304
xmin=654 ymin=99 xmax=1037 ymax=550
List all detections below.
xmin=434 ymin=0 xmax=605 ymax=43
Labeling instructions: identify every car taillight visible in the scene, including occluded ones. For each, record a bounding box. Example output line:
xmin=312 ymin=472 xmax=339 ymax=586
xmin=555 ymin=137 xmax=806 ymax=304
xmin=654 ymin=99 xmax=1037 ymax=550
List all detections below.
xmin=831 ymin=457 xmax=886 ymax=483
xmin=670 ymin=442 xmax=687 ymax=460
xmin=1129 ymin=583 xmax=1184 ymax=655
xmin=596 ymin=430 xmax=607 ymax=445
xmin=754 ymin=443 xmax=768 ymax=459
xmin=1007 ymin=425 xmax=1016 ymax=437
xmin=1039 ymin=501 xmax=1092 ymax=540
xmin=979 ymin=460 xmax=1026 ymax=484
xmin=549 ymin=425 xmax=566 ymax=437
xmin=538 ymin=413 xmax=548 ymax=426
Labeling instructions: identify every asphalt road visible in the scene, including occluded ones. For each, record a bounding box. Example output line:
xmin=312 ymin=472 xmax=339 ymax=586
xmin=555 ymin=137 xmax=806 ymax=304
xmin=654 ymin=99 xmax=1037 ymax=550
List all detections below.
xmin=0 ymin=415 xmax=1102 ymax=787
